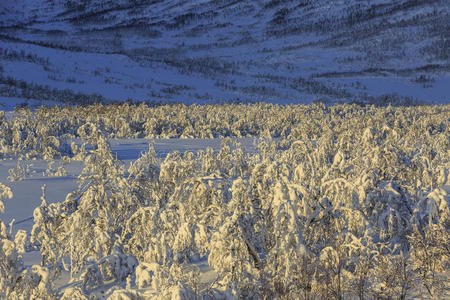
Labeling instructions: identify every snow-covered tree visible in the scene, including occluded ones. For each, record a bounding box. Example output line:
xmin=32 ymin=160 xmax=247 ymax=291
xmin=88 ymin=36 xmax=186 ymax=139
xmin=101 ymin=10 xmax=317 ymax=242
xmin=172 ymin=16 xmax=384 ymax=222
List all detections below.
xmin=0 ymin=182 xmax=55 ymax=299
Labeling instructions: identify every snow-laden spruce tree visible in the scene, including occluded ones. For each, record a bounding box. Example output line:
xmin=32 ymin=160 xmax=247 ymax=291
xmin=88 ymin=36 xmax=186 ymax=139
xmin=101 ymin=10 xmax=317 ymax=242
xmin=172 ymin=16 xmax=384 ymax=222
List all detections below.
xmin=208 ymin=178 xmax=261 ymax=298
xmin=61 ymin=124 xmax=139 ymax=279
xmin=263 ymin=178 xmax=316 ymax=299
xmin=0 ymin=111 xmax=12 ymax=157
xmin=0 ymin=182 xmax=19 ymax=296
xmin=30 ymin=184 xmax=64 ymax=268
xmin=127 ymin=144 xmax=160 ymax=207
xmin=125 ymin=150 xmax=199 ymax=262
xmin=7 ymin=157 xmax=32 ymax=182
xmin=30 ymin=124 xmax=140 ymax=293
xmin=408 ymin=186 xmax=449 ymax=299
xmin=0 ymin=182 xmax=55 ymax=299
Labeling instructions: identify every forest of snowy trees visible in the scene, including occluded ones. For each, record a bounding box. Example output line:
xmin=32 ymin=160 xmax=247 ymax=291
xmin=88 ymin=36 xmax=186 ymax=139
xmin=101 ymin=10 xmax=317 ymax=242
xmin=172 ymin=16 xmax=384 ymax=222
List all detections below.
xmin=0 ymin=103 xmax=449 ymax=299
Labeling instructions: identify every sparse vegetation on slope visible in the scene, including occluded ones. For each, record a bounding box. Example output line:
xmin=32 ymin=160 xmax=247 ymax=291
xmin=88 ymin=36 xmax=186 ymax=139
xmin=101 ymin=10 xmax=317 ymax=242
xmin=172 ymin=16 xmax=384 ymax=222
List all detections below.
xmin=1 ymin=0 xmax=448 ymax=105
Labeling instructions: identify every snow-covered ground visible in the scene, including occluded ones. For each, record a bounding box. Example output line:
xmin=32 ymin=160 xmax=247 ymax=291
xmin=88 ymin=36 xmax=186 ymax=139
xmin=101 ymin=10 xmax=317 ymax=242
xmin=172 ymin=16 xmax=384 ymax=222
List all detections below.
xmin=1 ymin=0 xmax=449 ymax=106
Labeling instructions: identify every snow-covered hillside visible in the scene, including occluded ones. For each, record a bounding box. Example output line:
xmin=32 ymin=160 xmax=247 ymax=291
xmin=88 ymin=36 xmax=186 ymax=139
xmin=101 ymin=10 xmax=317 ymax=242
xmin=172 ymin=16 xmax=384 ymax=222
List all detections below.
xmin=1 ymin=0 xmax=449 ymax=106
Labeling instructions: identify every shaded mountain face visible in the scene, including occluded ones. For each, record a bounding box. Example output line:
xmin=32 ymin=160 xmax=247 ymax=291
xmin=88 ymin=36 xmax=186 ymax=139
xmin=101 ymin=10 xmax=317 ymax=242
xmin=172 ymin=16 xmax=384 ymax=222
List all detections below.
xmin=0 ymin=0 xmax=448 ymax=105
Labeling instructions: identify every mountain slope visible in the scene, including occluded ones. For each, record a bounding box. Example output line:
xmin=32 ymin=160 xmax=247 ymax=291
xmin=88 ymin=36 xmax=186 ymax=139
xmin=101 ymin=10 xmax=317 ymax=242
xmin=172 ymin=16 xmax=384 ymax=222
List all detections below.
xmin=0 ymin=0 xmax=448 ymax=106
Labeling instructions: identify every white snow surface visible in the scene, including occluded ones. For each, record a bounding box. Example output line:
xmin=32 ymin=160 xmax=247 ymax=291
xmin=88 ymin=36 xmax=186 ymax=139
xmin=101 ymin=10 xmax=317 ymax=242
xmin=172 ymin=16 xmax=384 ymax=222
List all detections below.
xmin=1 ymin=0 xmax=449 ymax=106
